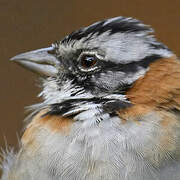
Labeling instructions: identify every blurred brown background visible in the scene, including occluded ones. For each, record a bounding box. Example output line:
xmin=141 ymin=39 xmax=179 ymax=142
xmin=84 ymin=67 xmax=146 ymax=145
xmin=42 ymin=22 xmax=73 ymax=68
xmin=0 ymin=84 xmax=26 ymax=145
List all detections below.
xmin=0 ymin=0 xmax=180 ymax=171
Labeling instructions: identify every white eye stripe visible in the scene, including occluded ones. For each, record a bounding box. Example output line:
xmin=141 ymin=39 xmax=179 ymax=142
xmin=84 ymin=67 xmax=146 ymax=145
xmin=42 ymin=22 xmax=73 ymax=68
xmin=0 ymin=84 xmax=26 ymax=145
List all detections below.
xmin=78 ymin=50 xmax=104 ymax=61
xmin=78 ymin=65 xmax=99 ymax=72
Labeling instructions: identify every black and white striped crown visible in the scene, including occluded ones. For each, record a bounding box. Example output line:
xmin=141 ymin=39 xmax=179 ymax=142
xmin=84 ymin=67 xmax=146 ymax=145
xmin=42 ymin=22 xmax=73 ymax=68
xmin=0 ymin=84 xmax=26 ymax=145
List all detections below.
xmin=60 ymin=16 xmax=170 ymax=53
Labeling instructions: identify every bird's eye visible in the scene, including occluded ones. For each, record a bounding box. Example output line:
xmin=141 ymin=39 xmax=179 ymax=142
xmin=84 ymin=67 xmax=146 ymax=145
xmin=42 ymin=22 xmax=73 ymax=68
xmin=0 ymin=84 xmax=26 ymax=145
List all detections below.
xmin=80 ymin=55 xmax=97 ymax=69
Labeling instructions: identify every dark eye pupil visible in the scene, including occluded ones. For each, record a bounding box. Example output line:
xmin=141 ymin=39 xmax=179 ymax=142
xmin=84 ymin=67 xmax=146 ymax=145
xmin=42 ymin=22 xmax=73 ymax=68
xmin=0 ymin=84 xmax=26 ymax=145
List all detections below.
xmin=81 ymin=55 xmax=97 ymax=68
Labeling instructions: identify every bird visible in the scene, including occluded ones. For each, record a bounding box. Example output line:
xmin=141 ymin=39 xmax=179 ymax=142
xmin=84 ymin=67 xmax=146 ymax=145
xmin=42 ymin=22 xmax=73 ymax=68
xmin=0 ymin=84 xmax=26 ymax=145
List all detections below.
xmin=1 ymin=16 xmax=180 ymax=180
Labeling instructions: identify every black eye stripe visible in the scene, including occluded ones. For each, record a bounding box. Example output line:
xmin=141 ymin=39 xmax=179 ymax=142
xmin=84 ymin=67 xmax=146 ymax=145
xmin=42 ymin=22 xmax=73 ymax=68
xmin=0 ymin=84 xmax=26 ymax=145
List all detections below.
xmin=101 ymin=54 xmax=162 ymax=73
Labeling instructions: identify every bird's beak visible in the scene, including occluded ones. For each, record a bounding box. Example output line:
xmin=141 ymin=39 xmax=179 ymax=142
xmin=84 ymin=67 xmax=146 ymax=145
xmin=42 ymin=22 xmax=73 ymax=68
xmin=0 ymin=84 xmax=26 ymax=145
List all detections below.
xmin=10 ymin=47 xmax=60 ymax=77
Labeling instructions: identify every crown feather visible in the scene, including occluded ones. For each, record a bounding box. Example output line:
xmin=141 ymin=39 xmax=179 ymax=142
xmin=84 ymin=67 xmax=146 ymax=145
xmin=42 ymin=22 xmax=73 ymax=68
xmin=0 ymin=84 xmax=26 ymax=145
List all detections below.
xmin=61 ymin=16 xmax=153 ymax=44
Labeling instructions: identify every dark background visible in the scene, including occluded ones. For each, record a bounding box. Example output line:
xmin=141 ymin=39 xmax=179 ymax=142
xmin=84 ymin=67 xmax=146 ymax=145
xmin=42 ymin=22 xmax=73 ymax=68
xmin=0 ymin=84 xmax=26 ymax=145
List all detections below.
xmin=0 ymin=0 xmax=180 ymax=173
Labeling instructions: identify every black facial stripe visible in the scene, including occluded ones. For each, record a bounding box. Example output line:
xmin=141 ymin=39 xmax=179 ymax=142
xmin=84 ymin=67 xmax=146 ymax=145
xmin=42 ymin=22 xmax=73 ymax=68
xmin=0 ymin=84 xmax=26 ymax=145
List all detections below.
xmin=43 ymin=98 xmax=131 ymax=117
xmin=103 ymin=100 xmax=132 ymax=112
xmin=61 ymin=17 xmax=151 ymax=44
xmin=70 ymin=89 xmax=84 ymax=97
xmin=65 ymin=55 xmax=162 ymax=94
xmin=43 ymin=102 xmax=75 ymax=116
xmin=66 ymin=54 xmax=162 ymax=78
xmin=138 ymin=54 xmax=163 ymax=68
xmin=150 ymin=43 xmax=170 ymax=51
xmin=101 ymin=54 xmax=162 ymax=73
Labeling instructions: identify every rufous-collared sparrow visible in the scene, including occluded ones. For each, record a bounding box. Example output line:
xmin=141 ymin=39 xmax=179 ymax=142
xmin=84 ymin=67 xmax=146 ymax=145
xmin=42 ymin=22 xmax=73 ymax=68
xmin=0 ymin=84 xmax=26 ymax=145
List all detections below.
xmin=1 ymin=16 xmax=180 ymax=180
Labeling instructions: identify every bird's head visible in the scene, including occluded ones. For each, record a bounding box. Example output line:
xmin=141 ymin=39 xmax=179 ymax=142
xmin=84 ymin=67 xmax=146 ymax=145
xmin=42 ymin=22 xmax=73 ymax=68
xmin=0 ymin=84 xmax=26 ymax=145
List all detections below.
xmin=11 ymin=17 xmax=175 ymax=121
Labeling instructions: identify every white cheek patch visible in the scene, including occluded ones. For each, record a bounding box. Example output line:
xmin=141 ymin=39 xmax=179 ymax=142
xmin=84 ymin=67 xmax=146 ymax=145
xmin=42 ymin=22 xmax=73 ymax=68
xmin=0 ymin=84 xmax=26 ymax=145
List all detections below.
xmin=40 ymin=78 xmax=94 ymax=104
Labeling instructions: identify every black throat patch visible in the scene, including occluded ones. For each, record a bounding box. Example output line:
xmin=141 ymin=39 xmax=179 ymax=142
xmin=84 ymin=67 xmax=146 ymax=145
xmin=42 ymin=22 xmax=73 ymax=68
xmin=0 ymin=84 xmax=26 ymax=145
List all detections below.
xmin=43 ymin=98 xmax=132 ymax=119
